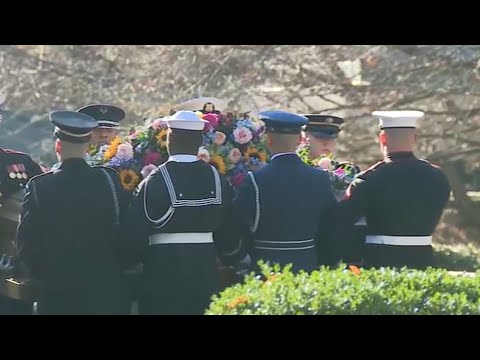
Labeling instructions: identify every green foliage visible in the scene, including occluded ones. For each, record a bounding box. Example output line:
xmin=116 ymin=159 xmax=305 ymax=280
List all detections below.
xmin=206 ymin=262 xmax=480 ymax=315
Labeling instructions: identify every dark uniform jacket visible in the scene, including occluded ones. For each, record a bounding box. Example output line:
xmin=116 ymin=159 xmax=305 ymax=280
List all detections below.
xmin=125 ymin=155 xmax=239 ymax=315
xmin=232 ymin=153 xmax=339 ymax=273
xmin=16 ymin=158 xmax=131 ymax=315
xmin=339 ymin=152 xmax=451 ymax=270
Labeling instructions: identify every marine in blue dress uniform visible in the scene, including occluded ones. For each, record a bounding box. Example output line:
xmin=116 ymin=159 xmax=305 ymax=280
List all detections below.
xmin=16 ymin=111 xmax=131 ymax=314
xmin=303 ymin=114 xmax=365 ymax=266
xmin=232 ymin=110 xmax=339 ymax=273
xmin=124 ymin=111 xmax=241 ymax=315
xmin=339 ymin=111 xmax=451 ymax=270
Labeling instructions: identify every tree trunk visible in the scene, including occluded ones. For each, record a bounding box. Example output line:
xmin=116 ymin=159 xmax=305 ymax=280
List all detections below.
xmin=440 ymin=161 xmax=480 ymax=231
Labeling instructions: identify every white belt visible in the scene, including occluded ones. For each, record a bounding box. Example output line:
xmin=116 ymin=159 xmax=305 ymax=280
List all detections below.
xmin=365 ymin=235 xmax=432 ymax=246
xmin=149 ymin=232 xmax=214 ymax=245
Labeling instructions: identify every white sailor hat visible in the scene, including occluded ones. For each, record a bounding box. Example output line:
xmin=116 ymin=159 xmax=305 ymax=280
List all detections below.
xmin=161 ymin=110 xmax=208 ymax=131
xmin=372 ymin=110 xmax=424 ymax=129
xmin=0 ymin=93 xmax=6 ymax=106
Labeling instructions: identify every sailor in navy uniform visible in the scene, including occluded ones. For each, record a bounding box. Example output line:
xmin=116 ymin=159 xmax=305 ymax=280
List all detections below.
xmin=232 ymin=110 xmax=339 ymax=273
xmin=339 ymin=111 xmax=451 ymax=270
xmin=16 ymin=111 xmax=131 ymax=315
xmin=303 ymin=114 xmax=365 ymax=265
xmin=124 ymin=110 xmax=240 ymax=315
xmin=77 ymin=104 xmax=126 ymax=147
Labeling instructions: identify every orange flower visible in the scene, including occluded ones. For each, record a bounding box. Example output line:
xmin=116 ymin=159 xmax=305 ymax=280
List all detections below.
xmin=348 ymin=265 xmax=361 ymax=275
xmin=227 ymin=295 xmax=249 ymax=309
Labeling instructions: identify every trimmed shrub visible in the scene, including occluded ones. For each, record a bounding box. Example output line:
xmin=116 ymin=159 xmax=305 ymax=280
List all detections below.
xmin=207 ymin=262 xmax=480 ymax=315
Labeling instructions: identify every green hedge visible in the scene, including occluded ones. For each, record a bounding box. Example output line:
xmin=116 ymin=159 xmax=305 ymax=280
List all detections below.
xmin=207 ymin=262 xmax=480 ymax=315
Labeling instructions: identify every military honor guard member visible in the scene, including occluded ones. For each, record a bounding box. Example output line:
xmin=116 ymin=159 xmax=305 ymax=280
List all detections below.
xmin=124 ymin=110 xmax=241 ymax=315
xmin=339 ymin=111 xmax=451 ymax=270
xmin=302 ymin=114 xmax=365 ymax=266
xmin=77 ymin=104 xmax=126 ymax=147
xmin=232 ymin=110 xmax=339 ymax=273
xmin=16 ymin=111 xmax=131 ymax=315
xmin=0 ymin=92 xmax=45 ymax=314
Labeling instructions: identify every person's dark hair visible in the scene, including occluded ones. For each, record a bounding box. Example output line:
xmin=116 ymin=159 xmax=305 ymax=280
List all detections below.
xmin=167 ymin=128 xmax=203 ymax=155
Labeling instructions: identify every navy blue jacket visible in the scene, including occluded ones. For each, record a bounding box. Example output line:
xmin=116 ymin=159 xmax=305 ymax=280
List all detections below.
xmin=232 ymin=153 xmax=338 ymax=273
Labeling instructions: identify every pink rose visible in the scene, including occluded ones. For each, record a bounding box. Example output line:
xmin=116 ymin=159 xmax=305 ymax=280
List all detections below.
xmin=141 ymin=164 xmax=157 ymax=178
xmin=143 ymin=151 xmax=163 ymax=166
xmin=318 ymin=157 xmax=332 ymax=170
xmin=228 ymin=148 xmax=242 ymax=164
xmin=197 ymin=147 xmax=211 ymax=162
xmin=213 ymin=131 xmax=227 ymax=146
xmin=150 ymin=118 xmax=166 ymax=130
xmin=116 ymin=143 xmax=134 ymax=161
xmin=203 ymin=113 xmax=219 ymax=129
xmin=233 ymin=126 xmax=253 ymax=145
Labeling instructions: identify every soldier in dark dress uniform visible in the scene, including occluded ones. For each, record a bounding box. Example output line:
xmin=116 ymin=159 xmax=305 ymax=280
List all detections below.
xmin=0 ymin=92 xmax=46 ymax=314
xmin=16 ymin=111 xmax=131 ymax=315
xmin=339 ymin=111 xmax=451 ymax=270
xmin=50 ymin=104 xmax=127 ymax=171
xmin=302 ymin=114 xmax=365 ymax=266
xmin=232 ymin=110 xmax=339 ymax=273
xmin=124 ymin=110 xmax=241 ymax=315
xmin=77 ymin=104 xmax=126 ymax=147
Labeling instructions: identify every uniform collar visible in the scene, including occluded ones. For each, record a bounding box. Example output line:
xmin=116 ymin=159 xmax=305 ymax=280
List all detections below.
xmin=168 ymin=154 xmax=199 ymax=163
xmin=386 ymin=151 xmax=416 ymax=160
xmin=59 ymin=157 xmax=90 ymax=170
xmin=270 ymin=152 xmax=298 ymax=161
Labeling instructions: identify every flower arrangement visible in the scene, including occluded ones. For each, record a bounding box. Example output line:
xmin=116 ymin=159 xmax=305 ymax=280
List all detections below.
xmin=297 ymin=139 xmax=360 ymax=192
xmin=193 ymin=109 xmax=270 ymax=191
xmin=85 ymin=118 xmax=170 ymax=192
xmin=86 ymin=98 xmax=270 ymax=193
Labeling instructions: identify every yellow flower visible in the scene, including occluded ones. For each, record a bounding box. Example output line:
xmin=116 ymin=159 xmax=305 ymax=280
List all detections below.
xmin=119 ymin=169 xmax=141 ymax=192
xmin=245 ymin=147 xmax=267 ymax=163
xmin=209 ymin=155 xmax=227 ymax=175
xmin=156 ymin=129 xmax=168 ymax=148
xmin=103 ymin=137 xmax=123 ymax=161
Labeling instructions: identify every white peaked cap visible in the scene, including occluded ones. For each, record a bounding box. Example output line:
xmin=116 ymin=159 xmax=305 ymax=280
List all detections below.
xmin=161 ymin=110 xmax=208 ymax=131
xmin=372 ymin=110 xmax=424 ymax=129
xmin=0 ymin=93 xmax=5 ymax=106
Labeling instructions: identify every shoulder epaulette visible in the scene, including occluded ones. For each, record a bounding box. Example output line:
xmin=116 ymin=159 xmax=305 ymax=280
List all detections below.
xmin=357 ymin=160 xmax=385 ymax=177
xmin=1 ymin=148 xmax=30 ymax=156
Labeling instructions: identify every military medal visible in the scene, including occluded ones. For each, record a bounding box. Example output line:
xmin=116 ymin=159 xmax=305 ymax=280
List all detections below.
xmin=19 ymin=164 xmax=28 ymax=179
xmin=8 ymin=165 xmax=16 ymax=179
